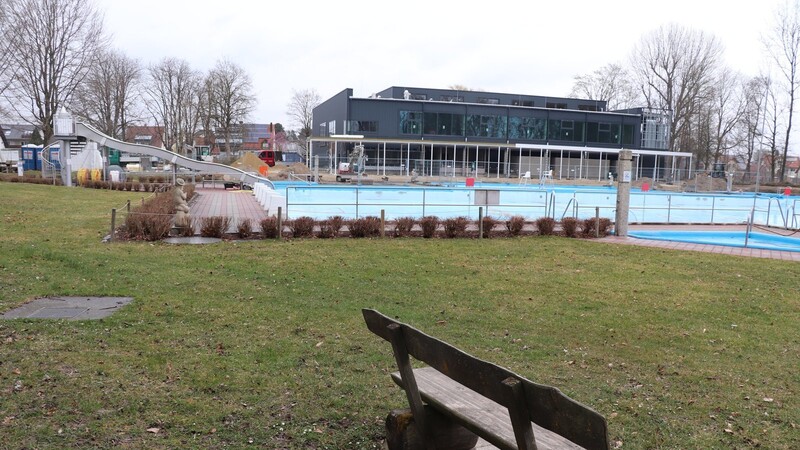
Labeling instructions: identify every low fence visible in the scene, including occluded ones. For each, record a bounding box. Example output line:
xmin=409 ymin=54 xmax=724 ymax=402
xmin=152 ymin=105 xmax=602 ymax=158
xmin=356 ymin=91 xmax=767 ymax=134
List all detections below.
xmin=282 ymin=185 xmax=800 ymax=230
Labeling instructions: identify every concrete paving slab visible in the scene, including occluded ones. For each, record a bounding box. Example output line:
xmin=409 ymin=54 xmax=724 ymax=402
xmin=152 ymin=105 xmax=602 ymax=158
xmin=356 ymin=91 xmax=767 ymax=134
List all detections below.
xmin=1 ymin=297 xmax=133 ymax=320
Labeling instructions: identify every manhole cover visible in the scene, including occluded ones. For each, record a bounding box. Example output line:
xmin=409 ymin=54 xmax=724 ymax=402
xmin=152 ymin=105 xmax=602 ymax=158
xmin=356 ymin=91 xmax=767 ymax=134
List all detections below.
xmin=163 ymin=237 xmax=221 ymax=244
xmin=1 ymin=296 xmax=133 ymax=320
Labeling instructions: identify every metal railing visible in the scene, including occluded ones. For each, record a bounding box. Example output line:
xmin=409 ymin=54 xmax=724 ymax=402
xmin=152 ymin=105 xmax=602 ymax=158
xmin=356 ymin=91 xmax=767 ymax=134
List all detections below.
xmin=281 ymin=185 xmax=800 ymax=230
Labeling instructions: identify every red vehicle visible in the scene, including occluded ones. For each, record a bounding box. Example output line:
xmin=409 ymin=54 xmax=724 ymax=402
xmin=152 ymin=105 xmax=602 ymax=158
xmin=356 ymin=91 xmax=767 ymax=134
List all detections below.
xmin=257 ymin=150 xmax=281 ymax=167
xmin=257 ymin=150 xmax=305 ymax=167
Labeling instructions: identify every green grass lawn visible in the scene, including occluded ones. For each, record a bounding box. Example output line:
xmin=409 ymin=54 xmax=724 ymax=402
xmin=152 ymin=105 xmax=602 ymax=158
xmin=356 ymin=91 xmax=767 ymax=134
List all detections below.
xmin=0 ymin=183 xmax=798 ymax=449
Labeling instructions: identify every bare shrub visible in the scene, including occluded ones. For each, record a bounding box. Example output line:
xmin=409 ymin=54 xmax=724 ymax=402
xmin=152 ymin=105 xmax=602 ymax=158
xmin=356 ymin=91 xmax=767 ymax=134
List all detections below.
xmin=318 ymin=215 xmax=344 ymax=238
xmin=200 ymin=216 xmax=231 ymax=238
xmin=348 ymin=216 xmax=382 ymax=238
xmin=419 ymin=216 xmax=439 ymax=238
xmin=442 ymin=216 xmax=469 ymax=238
xmin=289 ymin=216 xmax=316 ymax=238
xmin=260 ymin=216 xmax=280 ymax=238
xmin=535 ymin=217 xmax=556 ymax=236
xmin=237 ymin=218 xmax=254 ymax=238
xmin=480 ymin=216 xmax=498 ymax=238
xmin=393 ymin=216 xmax=416 ymax=237
xmin=581 ymin=217 xmax=614 ymax=238
xmin=561 ymin=217 xmax=580 ymax=238
xmin=505 ymin=215 xmax=525 ymax=236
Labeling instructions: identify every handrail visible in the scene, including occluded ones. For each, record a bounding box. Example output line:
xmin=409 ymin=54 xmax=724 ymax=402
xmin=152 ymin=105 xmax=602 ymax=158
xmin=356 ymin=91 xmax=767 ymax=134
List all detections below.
xmin=744 ymin=206 xmax=755 ymax=248
xmin=765 ymin=196 xmax=787 ymax=228
xmin=288 ymin=172 xmax=313 ymax=185
xmin=547 ymin=192 xmax=556 ymax=219
xmin=561 ymin=197 xmax=578 ymax=220
xmin=38 ymin=142 xmax=61 ymax=184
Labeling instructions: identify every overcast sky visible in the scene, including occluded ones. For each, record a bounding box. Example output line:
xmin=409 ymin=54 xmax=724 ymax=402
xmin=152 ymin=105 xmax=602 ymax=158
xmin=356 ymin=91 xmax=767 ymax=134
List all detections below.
xmin=95 ymin=0 xmax=786 ymax=129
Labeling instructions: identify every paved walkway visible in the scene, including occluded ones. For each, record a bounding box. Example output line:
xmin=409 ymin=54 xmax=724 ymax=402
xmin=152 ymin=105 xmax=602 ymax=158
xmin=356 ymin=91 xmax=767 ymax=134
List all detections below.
xmin=190 ymin=186 xmax=269 ymax=232
xmin=189 ymin=188 xmax=800 ymax=261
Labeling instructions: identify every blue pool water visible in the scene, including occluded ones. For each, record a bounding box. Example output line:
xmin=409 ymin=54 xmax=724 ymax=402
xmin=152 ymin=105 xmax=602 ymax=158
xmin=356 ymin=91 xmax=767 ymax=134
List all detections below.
xmin=628 ymin=230 xmax=800 ymax=252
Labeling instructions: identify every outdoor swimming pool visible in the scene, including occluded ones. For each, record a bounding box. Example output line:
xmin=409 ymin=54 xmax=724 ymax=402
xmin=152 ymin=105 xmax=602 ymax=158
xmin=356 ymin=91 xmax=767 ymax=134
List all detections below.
xmin=628 ymin=230 xmax=800 ymax=252
xmin=261 ymin=181 xmax=800 ymax=229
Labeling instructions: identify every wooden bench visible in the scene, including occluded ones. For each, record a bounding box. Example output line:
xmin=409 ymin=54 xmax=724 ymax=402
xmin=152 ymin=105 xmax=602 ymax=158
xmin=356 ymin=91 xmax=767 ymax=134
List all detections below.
xmin=363 ymin=309 xmax=609 ymax=450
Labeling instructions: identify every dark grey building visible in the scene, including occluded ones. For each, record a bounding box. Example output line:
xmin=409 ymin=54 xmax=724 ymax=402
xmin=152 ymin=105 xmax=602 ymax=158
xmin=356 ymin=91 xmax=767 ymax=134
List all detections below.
xmin=311 ymin=86 xmax=690 ymax=181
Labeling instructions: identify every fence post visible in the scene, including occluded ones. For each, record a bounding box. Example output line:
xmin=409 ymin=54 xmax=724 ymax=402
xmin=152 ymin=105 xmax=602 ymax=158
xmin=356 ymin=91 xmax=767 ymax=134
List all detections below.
xmin=126 ymin=200 xmax=131 ymax=213
xmin=381 ymin=209 xmax=385 ymax=239
xmin=110 ymin=208 xmax=116 ymax=242
xmin=422 ymin=189 xmax=426 ymax=217
xmin=667 ymin=195 xmax=671 ymax=223
xmin=595 ymin=207 xmax=600 ymax=238
xmin=478 ymin=206 xmax=484 ymax=239
xmin=277 ymin=206 xmax=283 ymax=240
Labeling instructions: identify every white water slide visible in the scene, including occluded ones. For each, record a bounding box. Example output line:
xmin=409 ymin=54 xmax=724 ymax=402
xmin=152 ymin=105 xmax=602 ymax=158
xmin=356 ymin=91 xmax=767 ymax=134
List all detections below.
xmin=74 ymin=122 xmax=274 ymax=189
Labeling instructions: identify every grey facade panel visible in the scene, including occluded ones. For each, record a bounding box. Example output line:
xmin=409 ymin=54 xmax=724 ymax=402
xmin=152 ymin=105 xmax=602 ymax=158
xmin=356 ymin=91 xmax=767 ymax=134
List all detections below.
xmin=313 ymin=86 xmax=653 ymax=150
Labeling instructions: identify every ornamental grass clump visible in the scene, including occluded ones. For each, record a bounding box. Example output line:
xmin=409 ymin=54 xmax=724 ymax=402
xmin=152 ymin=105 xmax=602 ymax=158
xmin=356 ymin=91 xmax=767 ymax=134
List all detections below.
xmin=348 ymin=216 xmax=382 ymax=238
xmin=535 ymin=217 xmax=556 ymax=236
xmin=505 ymin=215 xmax=525 ymax=236
xmin=442 ymin=216 xmax=469 ymax=238
xmin=200 ymin=216 xmax=231 ymax=238
xmin=123 ymin=191 xmax=174 ymax=241
xmin=289 ymin=216 xmax=316 ymax=238
xmin=560 ymin=217 xmax=580 ymax=238
xmin=419 ymin=216 xmax=439 ymax=238
xmin=393 ymin=216 xmax=416 ymax=237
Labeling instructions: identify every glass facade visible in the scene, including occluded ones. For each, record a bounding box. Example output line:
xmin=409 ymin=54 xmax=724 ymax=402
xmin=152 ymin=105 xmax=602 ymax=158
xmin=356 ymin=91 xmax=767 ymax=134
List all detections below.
xmin=347 ymin=120 xmax=378 ymax=133
xmin=421 ymin=112 xmax=464 ymax=136
xmin=399 ymin=111 xmax=422 ymax=135
xmin=548 ymin=120 xmax=584 ymax=142
xmin=466 ymin=114 xmax=506 ymax=138
xmin=397 ymin=109 xmax=638 ymax=146
xmin=509 ymin=116 xmax=546 ymax=140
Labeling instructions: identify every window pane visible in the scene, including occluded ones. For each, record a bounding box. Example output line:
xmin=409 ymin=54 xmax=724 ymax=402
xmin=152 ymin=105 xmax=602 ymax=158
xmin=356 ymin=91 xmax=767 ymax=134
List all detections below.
xmin=622 ymin=124 xmax=634 ymax=145
xmin=424 ymin=113 xmax=438 ymax=134
xmin=452 ymin=114 xmax=464 ymax=136
xmin=548 ymin=120 xmax=561 ymax=140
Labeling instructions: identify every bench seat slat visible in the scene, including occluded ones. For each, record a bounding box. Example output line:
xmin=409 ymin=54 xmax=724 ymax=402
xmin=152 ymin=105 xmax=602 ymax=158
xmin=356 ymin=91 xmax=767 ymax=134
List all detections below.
xmin=393 ymin=367 xmax=585 ymax=450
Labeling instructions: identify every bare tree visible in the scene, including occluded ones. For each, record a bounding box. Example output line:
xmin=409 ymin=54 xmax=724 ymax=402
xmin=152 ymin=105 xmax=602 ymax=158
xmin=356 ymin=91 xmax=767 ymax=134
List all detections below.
xmin=72 ymin=49 xmax=142 ymax=140
xmin=143 ymin=58 xmax=202 ymax=154
xmin=569 ymin=63 xmax=640 ymax=110
xmin=206 ymin=59 xmax=257 ymax=155
xmin=735 ymin=76 xmax=770 ymax=180
xmin=764 ymin=82 xmax=784 ymax=182
xmin=0 ymin=0 xmax=106 ymax=143
xmin=631 ymin=24 xmax=724 ymax=153
xmin=287 ymin=89 xmax=321 ymax=158
xmin=764 ymin=0 xmax=800 ymax=182
xmin=709 ymin=68 xmax=746 ymax=166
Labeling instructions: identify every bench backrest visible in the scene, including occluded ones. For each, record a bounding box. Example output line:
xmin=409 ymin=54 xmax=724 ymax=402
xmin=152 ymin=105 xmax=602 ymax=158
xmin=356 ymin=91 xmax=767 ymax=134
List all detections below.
xmin=363 ymin=309 xmax=609 ymax=450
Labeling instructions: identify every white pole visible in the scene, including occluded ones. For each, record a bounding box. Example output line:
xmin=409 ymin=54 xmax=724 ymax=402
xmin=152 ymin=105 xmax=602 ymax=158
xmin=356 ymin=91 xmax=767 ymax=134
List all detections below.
xmin=406 ymin=143 xmax=411 ymax=176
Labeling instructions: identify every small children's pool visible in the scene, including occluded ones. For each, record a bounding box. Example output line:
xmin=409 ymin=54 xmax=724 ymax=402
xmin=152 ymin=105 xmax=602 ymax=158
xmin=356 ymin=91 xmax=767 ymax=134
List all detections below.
xmin=628 ymin=230 xmax=800 ymax=252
